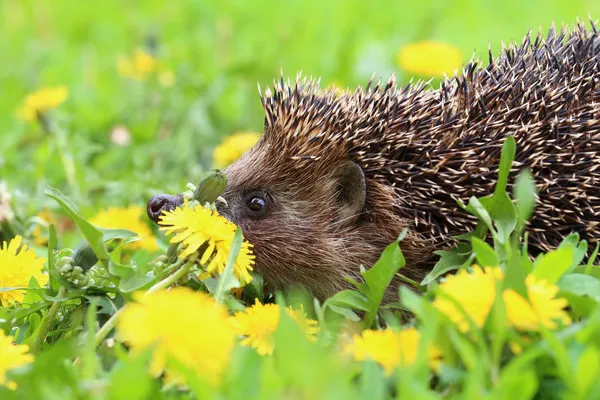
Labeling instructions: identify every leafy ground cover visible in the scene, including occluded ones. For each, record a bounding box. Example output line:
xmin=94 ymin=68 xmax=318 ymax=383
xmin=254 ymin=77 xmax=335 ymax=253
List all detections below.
xmin=1 ymin=1 xmax=600 ymax=399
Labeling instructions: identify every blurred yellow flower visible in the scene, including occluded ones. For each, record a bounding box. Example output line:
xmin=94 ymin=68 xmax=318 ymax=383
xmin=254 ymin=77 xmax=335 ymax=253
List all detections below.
xmin=435 ymin=266 xmax=572 ymax=333
xmin=31 ymin=209 xmax=56 ymax=247
xmin=0 ymin=235 xmax=47 ymax=304
xmin=15 ymin=86 xmax=68 ymax=121
xmin=158 ymin=69 xmax=176 ymax=87
xmin=89 ymin=206 xmax=158 ymax=252
xmin=117 ymin=288 xmax=235 ymax=386
xmin=230 ymin=300 xmax=318 ymax=355
xmin=503 ymin=275 xmax=571 ymax=331
xmin=433 ymin=266 xmax=502 ymax=332
xmin=159 ymin=202 xmax=255 ymax=285
xmin=0 ymin=329 xmax=33 ymax=390
xmin=213 ymin=132 xmax=261 ymax=168
xmin=396 ymin=41 xmax=462 ymax=78
xmin=117 ymin=49 xmax=157 ymax=81
xmin=344 ymin=328 xmax=441 ymax=375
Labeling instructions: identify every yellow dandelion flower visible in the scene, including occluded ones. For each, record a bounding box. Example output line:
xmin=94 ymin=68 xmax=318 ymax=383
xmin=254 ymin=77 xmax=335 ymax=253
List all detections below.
xmin=117 ymin=288 xmax=235 ymax=386
xmin=117 ymin=49 xmax=157 ymax=81
xmin=0 ymin=329 xmax=33 ymax=390
xmin=213 ymin=132 xmax=261 ymax=168
xmin=0 ymin=235 xmax=47 ymax=305
xmin=344 ymin=328 xmax=441 ymax=375
xmin=503 ymin=275 xmax=571 ymax=331
xmin=433 ymin=266 xmax=503 ymax=332
xmin=396 ymin=41 xmax=462 ymax=78
xmin=89 ymin=206 xmax=158 ymax=252
xmin=158 ymin=203 xmax=255 ymax=285
xmin=230 ymin=300 xmax=318 ymax=356
xmin=15 ymin=86 xmax=68 ymax=121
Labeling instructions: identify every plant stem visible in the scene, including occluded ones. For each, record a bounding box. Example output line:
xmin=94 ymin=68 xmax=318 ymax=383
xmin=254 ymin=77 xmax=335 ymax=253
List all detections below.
xmin=93 ymin=262 xmax=192 ymax=348
xmin=31 ymin=286 xmax=67 ymax=353
xmin=39 ymin=113 xmax=80 ymax=201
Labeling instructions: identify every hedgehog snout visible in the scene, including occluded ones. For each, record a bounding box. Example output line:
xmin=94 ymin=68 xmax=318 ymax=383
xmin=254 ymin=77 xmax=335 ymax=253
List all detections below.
xmin=146 ymin=193 xmax=184 ymax=223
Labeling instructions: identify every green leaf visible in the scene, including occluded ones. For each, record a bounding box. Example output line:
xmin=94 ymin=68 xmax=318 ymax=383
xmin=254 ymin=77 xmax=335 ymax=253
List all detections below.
xmin=584 ymin=243 xmax=600 ymax=275
xmin=495 ymin=136 xmax=516 ymax=197
xmin=327 ymin=304 xmax=361 ymax=321
xmin=213 ymin=227 xmax=242 ymax=303
xmin=574 ymin=345 xmax=600 ymax=398
xmin=556 ymin=234 xmax=588 ymax=274
xmin=108 ymin=350 xmax=158 ymax=400
xmin=471 ymin=237 xmax=499 ymax=267
xmin=399 ymin=286 xmax=425 ymax=318
xmin=359 ymin=360 xmax=386 ymax=400
xmin=489 ymin=192 xmax=517 ymax=244
xmin=466 ymin=197 xmax=495 ymax=235
xmin=513 ymin=169 xmax=537 ymax=230
xmin=361 ymin=237 xmax=406 ymax=295
xmin=100 ymin=228 xmax=138 ymax=241
xmin=325 ymin=290 xmax=369 ymax=312
xmin=421 ymin=247 xmax=471 ymax=285
xmin=359 ymin=235 xmax=406 ymax=326
xmin=118 ymin=270 xmax=156 ymax=293
xmin=503 ymin=247 xmax=528 ymax=298
xmin=558 ymin=273 xmax=600 ymax=302
xmin=45 ymin=186 xmax=110 ymax=262
xmin=532 ymin=248 xmax=575 ymax=284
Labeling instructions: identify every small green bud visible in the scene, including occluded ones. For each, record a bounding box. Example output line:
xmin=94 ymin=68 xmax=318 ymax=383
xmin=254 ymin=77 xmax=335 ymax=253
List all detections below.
xmin=59 ymin=264 xmax=74 ymax=275
xmin=72 ymin=241 xmax=99 ymax=272
xmin=57 ymin=256 xmax=75 ymax=268
xmin=193 ymin=169 xmax=227 ymax=204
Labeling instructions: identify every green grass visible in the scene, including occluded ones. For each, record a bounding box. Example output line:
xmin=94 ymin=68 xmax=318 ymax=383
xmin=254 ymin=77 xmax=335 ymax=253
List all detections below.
xmin=2 ymin=1 xmax=600 ymax=399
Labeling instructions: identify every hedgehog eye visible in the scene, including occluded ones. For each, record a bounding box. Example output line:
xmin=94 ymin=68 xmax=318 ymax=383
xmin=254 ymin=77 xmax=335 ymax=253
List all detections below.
xmin=245 ymin=191 xmax=269 ymax=218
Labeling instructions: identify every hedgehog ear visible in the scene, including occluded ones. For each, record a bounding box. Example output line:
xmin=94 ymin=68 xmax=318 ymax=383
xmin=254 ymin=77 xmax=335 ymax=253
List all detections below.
xmin=335 ymin=161 xmax=366 ymax=224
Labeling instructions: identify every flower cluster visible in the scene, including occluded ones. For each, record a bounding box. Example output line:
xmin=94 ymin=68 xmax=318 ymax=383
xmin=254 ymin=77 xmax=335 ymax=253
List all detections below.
xmin=0 ymin=235 xmax=47 ymax=304
xmin=433 ymin=266 xmax=571 ymax=332
xmin=89 ymin=206 xmax=158 ymax=252
xmin=158 ymin=203 xmax=255 ymax=285
xmin=230 ymin=300 xmax=319 ymax=355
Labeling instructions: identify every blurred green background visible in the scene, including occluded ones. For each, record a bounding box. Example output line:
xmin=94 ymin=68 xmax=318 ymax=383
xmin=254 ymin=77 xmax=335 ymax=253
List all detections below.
xmin=1 ymin=0 xmax=599 ymax=215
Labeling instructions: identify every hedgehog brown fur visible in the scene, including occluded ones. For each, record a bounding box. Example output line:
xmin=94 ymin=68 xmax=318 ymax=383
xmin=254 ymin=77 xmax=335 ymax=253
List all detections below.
xmin=208 ymin=23 xmax=600 ymax=300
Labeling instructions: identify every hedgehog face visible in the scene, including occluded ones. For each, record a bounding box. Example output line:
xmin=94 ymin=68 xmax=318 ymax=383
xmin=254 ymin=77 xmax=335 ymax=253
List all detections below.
xmin=216 ymin=141 xmax=378 ymax=299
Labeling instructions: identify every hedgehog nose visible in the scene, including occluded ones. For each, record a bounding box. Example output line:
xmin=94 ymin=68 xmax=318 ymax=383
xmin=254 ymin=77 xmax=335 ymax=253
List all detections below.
xmin=146 ymin=194 xmax=184 ymax=223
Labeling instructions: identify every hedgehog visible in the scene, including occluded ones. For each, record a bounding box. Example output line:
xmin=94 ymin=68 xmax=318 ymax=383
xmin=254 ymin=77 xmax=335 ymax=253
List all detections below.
xmin=148 ymin=22 xmax=600 ymax=301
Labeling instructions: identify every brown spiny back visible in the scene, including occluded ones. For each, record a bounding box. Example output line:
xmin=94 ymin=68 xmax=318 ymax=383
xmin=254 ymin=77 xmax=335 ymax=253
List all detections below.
xmin=257 ymin=22 xmax=600 ymax=255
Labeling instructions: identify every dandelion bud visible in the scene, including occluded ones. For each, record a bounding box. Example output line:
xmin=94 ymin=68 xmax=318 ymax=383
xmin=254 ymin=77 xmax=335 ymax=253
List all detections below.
xmin=193 ymin=169 xmax=227 ymax=204
xmin=59 ymin=264 xmax=74 ymax=275
xmin=72 ymin=241 xmax=99 ymax=272
xmin=57 ymin=257 xmax=75 ymax=268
